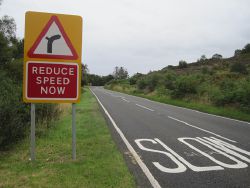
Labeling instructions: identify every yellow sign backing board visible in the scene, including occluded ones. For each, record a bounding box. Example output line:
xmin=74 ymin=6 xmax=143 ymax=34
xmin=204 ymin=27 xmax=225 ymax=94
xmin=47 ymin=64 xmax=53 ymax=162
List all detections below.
xmin=23 ymin=11 xmax=82 ymax=103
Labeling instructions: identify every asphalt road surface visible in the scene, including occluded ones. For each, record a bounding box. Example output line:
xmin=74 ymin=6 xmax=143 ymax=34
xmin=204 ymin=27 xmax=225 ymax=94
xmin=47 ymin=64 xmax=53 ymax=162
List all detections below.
xmin=90 ymin=87 xmax=250 ymax=188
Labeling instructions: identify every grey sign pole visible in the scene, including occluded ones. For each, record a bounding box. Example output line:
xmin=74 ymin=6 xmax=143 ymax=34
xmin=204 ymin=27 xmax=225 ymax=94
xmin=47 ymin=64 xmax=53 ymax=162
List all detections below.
xmin=72 ymin=103 xmax=76 ymax=160
xmin=30 ymin=103 xmax=36 ymax=161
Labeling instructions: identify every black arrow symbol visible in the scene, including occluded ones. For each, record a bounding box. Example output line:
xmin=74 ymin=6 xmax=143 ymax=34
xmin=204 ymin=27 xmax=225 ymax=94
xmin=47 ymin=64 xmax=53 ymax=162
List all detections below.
xmin=45 ymin=34 xmax=61 ymax=53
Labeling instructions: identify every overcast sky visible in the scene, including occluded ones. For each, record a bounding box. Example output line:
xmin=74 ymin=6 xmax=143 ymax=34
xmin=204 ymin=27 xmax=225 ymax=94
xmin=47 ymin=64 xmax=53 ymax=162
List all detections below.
xmin=1 ymin=0 xmax=250 ymax=76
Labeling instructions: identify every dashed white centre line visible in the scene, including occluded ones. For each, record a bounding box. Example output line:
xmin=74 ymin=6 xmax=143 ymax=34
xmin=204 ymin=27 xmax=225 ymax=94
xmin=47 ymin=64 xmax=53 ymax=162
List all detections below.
xmin=136 ymin=104 xmax=155 ymax=112
xmin=122 ymin=98 xmax=130 ymax=103
xmin=168 ymin=116 xmax=237 ymax=143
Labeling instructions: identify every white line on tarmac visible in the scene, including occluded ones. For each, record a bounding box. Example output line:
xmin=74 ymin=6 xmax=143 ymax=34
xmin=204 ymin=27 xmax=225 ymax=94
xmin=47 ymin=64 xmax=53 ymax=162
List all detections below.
xmin=136 ymin=104 xmax=155 ymax=112
xmin=168 ymin=116 xmax=237 ymax=143
xmin=122 ymin=98 xmax=130 ymax=103
xmin=110 ymin=94 xmax=123 ymax=98
xmin=104 ymin=88 xmax=250 ymax=125
xmin=90 ymin=88 xmax=161 ymax=188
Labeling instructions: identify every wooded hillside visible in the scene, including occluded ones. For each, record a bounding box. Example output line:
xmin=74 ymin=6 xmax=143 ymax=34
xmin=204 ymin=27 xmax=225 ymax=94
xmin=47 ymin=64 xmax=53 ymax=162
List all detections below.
xmin=106 ymin=44 xmax=250 ymax=119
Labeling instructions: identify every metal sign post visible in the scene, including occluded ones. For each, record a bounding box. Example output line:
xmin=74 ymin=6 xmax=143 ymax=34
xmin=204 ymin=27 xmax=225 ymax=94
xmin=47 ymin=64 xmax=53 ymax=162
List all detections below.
xmin=72 ymin=103 xmax=76 ymax=160
xmin=30 ymin=103 xmax=36 ymax=161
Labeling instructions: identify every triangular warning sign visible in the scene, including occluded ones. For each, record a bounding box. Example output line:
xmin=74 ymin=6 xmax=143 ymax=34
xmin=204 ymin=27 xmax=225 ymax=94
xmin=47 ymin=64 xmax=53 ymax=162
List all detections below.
xmin=28 ymin=16 xmax=78 ymax=60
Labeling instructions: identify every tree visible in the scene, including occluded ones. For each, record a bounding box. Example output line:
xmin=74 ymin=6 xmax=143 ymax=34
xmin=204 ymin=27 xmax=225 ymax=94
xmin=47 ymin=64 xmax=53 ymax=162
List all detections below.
xmin=0 ymin=15 xmax=16 ymax=64
xmin=178 ymin=60 xmax=188 ymax=68
xmin=0 ymin=32 xmax=11 ymax=64
xmin=81 ymin=64 xmax=89 ymax=86
xmin=200 ymin=55 xmax=207 ymax=61
xmin=241 ymin=43 xmax=250 ymax=54
xmin=234 ymin=49 xmax=241 ymax=57
xmin=212 ymin=53 xmax=222 ymax=59
xmin=103 ymin=74 xmax=114 ymax=84
xmin=0 ymin=15 xmax=16 ymax=40
xmin=113 ymin=66 xmax=128 ymax=79
xmin=11 ymin=38 xmax=24 ymax=59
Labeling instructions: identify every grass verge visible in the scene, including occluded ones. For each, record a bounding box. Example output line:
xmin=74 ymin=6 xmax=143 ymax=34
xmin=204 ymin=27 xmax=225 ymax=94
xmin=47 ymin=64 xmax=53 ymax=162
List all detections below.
xmin=0 ymin=88 xmax=136 ymax=188
xmin=106 ymin=86 xmax=250 ymax=122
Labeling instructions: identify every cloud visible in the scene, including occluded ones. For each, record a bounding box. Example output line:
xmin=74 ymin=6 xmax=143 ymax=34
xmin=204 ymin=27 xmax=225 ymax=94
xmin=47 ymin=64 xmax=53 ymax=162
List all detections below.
xmin=1 ymin=0 xmax=250 ymax=75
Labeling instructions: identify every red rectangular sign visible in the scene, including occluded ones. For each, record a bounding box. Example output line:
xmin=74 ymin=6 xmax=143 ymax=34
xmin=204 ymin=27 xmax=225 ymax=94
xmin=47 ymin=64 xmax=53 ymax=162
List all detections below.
xmin=25 ymin=61 xmax=79 ymax=101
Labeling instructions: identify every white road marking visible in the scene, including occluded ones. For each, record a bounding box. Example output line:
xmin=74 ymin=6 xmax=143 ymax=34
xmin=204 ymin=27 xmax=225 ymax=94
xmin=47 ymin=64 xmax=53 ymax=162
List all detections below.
xmin=192 ymin=109 xmax=250 ymax=125
xmin=104 ymin=88 xmax=250 ymax=125
xmin=122 ymin=98 xmax=130 ymax=103
xmin=90 ymin=88 xmax=161 ymax=188
xmin=168 ymin=116 xmax=237 ymax=143
xmin=111 ymin=94 xmax=123 ymax=98
xmin=136 ymin=137 xmax=250 ymax=173
xmin=112 ymin=95 xmax=119 ymax=97
xmin=155 ymin=138 xmax=224 ymax=172
xmin=178 ymin=137 xmax=247 ymax=169
xmin=198 ymin=137 xmax=250 ymax=163
xmin=135 ymin=139 xmax=187 ymax=173
xmin=136 ymin=104 xmax=154 ymax=112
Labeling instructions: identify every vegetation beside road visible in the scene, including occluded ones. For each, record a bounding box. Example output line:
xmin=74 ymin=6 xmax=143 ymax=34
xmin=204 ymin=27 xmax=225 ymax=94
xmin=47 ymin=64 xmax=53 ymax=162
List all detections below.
xmin=0 ymin=88 xmax=136 ymax=188
xmin=0 ymin=13 xmax=60 ymax=149
xmin=105 ymin=44 xmax=250 ymax=122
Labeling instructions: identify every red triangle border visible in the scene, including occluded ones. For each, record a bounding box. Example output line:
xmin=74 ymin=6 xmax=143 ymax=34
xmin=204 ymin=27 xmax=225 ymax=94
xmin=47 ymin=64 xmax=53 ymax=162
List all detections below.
xmin=28 ymin=15 xmax=78 ymax=60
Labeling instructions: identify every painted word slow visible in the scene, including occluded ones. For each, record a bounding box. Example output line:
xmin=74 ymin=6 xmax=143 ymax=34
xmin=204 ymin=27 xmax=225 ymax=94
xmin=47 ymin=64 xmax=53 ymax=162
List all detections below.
xmin=135 ymin=137 xmax=250 ymax=173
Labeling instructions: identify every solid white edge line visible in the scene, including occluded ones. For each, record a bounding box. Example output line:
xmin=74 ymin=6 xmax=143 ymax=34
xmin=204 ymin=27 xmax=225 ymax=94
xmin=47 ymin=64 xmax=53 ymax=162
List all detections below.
xmin=136 ymin=104 xmax=155 ymax=112
xmin=90 ymin=88 xmax=161 ymax=188
xmin=104 ymin=88 xmax=250 ymax=125
xmin=168 ymin=116 xmax=237 ymax=143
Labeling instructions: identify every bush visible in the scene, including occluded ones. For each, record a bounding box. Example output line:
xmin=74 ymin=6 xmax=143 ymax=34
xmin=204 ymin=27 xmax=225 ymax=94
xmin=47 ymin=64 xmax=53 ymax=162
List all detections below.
xmin=0 ymin=61 xmax=61 ymax=149
xmin=233 ymin=78 xmax=250 ymax=111
xmin=209 ymin=78 xmax=250 ymax=111
xmin=202 ymin=66 xmax=212 ymax=74
xmin=241 ymin=43 xmax=250 ymax=54
xmin=178 ymin=60 xmax=188 ymax=69
xmin=209 ymin=86 xmax=225 ymax=106
xmin=145 ymin=74 xmax=161 ymax=92
xmin=137 ymin=79 xmax=147 ymax=90
xmin=0 ymin=70 xmax=30 ymax=148
xmin=171 ymin=75 xmax=198 ymax=98
xmin=129 ymin=73 xmax=143 ymax=85
xmin=163 ymin=72 xmax=176 ymax=90
xmin=230 ymin=62 xmax=248 ymax=74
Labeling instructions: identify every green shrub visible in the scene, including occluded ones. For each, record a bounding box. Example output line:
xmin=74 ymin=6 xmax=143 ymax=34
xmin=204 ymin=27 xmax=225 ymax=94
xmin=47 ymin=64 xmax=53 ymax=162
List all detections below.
xmin=230 ymin=62 xmax=248 ymax=74
xmin=129 ymin=73 xmax=143 ymax=85
xmin=209 ymin=86 xmax=225 ymax=106
xmin=171 ymin=75 xmax=198 ymax=98
xmin=233 ymin=78 xmax=250 ymax=111
xmin=0 ymin=71 xmax=30 ymax=148
xmin=213 ymin=79 xmax=236 ymax=105
xmin=145 ymin=74 xmax=161 ymax=92
xmin=137 ymin=78 xmax=147 ymax=90
xmin=163 ymin=72 xmax=176 ymax=90
xmin=0 ymin=61 xmax=61 ymax=149
xmin=209 ymin=78 xmax=250 ymax=111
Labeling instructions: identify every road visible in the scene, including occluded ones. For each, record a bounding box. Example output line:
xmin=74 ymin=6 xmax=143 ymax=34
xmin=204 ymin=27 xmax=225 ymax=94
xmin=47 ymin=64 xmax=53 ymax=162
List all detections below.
xmin=90 ymin=87 xmax=250 ymax=188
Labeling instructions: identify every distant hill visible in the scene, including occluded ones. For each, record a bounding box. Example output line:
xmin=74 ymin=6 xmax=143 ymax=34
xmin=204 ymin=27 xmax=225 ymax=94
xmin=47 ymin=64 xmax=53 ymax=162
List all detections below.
xmin=106 ymin=43 xmax=250 ymax=119
xmin=160 ymin=52 xmax=250 ymax=75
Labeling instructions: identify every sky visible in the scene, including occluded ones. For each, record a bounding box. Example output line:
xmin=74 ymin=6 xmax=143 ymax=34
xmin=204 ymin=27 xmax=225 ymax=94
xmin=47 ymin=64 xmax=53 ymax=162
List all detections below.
xmin=1 ymin=0 xmax=250 ymax=76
